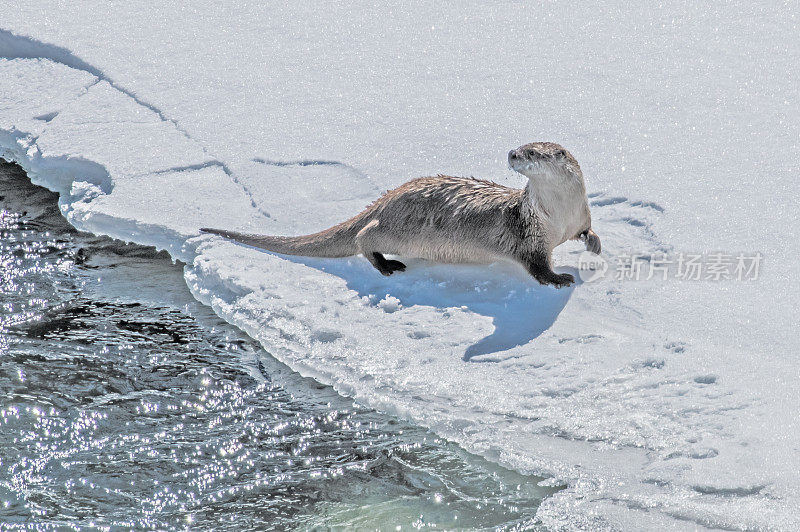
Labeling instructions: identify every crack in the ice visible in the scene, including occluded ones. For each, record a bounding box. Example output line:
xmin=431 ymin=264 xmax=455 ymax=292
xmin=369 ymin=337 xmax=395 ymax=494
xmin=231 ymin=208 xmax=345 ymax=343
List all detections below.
xmin=0 ymin=29 xmax=191 ymax=137
xmin=251 ymin=156 xmax=372 ymax=181
xmin=253 ymin=157 xmax=355 ymax=169
xmin=0 ymin=28 xmax=271 ymax=220
xmin=148 ymin=160 xmax=230 ymax=176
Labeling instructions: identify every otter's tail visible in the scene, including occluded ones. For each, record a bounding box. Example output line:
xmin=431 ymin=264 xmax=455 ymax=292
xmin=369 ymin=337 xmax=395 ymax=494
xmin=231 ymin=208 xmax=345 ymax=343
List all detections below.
xmin=199 ymin=219 xmax=363 ymax=258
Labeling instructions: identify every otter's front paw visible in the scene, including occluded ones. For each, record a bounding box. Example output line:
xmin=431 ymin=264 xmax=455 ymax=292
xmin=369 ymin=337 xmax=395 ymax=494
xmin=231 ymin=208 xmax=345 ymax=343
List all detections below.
xmin=583 ymin=230 xmax=601 ymax=255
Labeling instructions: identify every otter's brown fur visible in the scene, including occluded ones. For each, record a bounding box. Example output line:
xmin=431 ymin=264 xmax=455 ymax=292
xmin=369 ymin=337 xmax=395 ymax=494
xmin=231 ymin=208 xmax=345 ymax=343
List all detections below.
xmin=200 ymin=142 xmax=600 ymax=288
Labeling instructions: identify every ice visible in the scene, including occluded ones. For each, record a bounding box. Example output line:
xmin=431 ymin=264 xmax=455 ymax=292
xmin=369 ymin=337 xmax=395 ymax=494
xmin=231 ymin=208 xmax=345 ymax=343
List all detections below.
xmin=39 ymin=81 xmax=214 ymax=179
xmin=1 ymin=3 xmax=799 ymax=529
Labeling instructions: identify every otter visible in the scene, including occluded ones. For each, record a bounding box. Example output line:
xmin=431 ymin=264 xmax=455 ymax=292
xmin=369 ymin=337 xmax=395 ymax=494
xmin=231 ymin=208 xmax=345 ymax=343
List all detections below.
xmin=200 ymin=142 xmax=601 ymax=288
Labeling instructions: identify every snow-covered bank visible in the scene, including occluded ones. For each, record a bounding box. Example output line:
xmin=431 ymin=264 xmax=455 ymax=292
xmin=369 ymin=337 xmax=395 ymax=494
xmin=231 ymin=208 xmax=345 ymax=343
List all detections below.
xmin=2 ymin=2 xmax=798 ymax=528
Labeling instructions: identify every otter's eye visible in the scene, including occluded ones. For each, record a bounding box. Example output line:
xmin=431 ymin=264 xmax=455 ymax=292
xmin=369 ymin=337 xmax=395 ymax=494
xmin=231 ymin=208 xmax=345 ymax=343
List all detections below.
xmin=526 ymin=150 xmax=536 ymax=159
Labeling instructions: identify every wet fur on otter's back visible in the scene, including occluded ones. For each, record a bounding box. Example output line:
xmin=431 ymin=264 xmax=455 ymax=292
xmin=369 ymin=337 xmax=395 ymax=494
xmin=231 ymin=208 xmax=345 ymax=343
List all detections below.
xmin=201 ymin=143 xmax=600 ymax=288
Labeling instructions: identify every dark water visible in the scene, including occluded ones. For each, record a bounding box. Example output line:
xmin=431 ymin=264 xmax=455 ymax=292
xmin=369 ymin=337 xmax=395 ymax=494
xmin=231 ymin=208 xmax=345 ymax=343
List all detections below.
xmin=0 ymin=161 xmax=554 ymax=530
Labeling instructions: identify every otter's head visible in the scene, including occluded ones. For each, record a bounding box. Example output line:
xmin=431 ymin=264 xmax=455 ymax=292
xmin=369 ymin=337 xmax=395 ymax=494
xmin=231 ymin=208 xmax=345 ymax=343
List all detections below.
xmin=508 ymin=142 xmax=583 ymax=183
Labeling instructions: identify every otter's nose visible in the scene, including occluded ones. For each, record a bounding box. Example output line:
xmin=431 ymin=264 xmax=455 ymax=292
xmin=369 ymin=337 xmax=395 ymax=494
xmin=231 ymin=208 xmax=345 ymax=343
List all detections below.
xmin=508 ymin=150 xmax=518 ymax=162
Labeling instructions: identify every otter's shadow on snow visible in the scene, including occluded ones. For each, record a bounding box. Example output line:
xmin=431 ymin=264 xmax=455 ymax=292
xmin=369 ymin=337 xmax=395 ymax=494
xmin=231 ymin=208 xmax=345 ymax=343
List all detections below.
xmin=276 ymin=253 xmax=577 ymax=361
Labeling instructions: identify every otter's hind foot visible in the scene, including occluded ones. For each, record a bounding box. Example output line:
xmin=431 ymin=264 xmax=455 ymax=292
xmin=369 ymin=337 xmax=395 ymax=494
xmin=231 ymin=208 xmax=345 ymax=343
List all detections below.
xmin=371 ymin=253 xmax=406 ymax=276
xmin=382 ymin=259 xmax=407 ymax=275
xmin=548 ymin=272 xmax=575 ymax=288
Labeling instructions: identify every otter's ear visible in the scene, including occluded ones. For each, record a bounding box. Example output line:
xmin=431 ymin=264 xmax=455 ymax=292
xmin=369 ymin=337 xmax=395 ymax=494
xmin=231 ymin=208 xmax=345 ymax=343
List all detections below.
xmin=555 ymin=149 xmax=567 ymax=159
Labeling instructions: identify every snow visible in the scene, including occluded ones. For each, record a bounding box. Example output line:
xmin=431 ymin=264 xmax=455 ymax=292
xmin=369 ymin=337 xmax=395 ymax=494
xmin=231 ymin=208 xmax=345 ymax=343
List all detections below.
xmin=1 ymin=2 xmax=799 ymax=529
